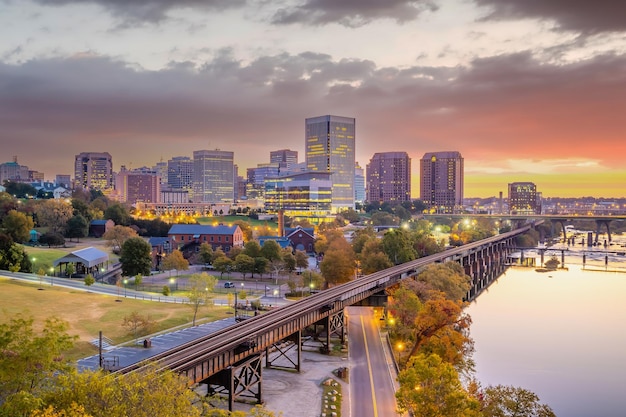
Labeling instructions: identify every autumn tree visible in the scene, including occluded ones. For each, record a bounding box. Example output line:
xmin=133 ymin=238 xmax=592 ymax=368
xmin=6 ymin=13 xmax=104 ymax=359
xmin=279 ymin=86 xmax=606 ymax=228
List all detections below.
xmin=479 ymin=385 xmax=556 ymax=417
xmin=417 ymin=263 xmax=471 ymax=302
xmin=84 ymin=273 xmax=95 ymax=286
xmin=102 ymin=225 xmax=138 ymax=251
xmin=350 ymin=226 xmax=377 ymax=255
xmin=387 ymin=283 xmax=423 ymax=340
xmin=39 ymin=364 xmax=201 ymax=417
xmin=119 ymin=237 xmax=152 ymax=277
xmin=198 ymin=242 xmax=214 ymax=265
xmin=396 ymin=354 xmax=480 ymax=417
xmin=0 ymin=314 xmax=76 ymax=411
xmin=187 ymin=272 xmax=218 ymax=326
xmin=2 ymin=209 xmax=34 ymax=243
xmin=122 ymin=311 xmax=155 ymax=339
xmin=359 ymin=239 xmax=392 ymax=275
xmin=35 ymin=199 xmax=73 ymax=234
xmin=319 ymin=236 xmax=355 ymax=286
xmin=160 ymin=250 xmax=189 ymax=274
xmin=281 ymin=249 xmax=296 ymax=273
xmin=232 ymin=220 xmax=253 ymax=241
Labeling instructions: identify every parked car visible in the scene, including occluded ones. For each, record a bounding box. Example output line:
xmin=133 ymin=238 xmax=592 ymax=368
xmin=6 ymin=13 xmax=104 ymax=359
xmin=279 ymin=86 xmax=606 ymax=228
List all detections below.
xmin=224 ymin=281 xmax=235 ymax=288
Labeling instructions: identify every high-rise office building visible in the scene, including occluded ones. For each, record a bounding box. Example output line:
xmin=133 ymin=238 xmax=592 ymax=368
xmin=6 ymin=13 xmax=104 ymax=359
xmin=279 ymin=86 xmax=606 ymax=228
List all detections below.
xmin=270 ymin=149 xmax=298 ymax=173
xmin=264 ymin=171 xmax=332 ymax=224
xmin=305 ymin=115 xmax=355 ymax=212
xmin=167 ymin=156 xmax=194 ymax=193
xmin=74 ymin=152 xmax=113 ymax=191
xmin=192 ymin=150 xmax=235 ymax=203
xmin=354 ymin=162 xmax=365 ymax=205
xmin=420 ymin=151 xmax=464 ymax=213
xmin=366 ymin=152 xmax=411 ymax=204
xmin=153 ymin=160 xmax=168 ymax=187
xmin=508 ymin=182 xmax=542 ymax=214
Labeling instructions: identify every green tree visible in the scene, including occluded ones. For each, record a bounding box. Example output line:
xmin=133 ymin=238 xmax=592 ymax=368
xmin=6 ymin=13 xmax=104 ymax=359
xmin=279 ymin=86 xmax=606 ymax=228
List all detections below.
xmin=2 ymin=209 xmax=34 ymax=243
xmin=382 ymin=228 xmax=416 ymax=265
xmin=260 ymin=240 xmax=281 ymax=262
xmin=134 ymin=273 xmax=143 ymax=290
xmin=253 ymin=256 xmax=269 ymax=278
xmin=242 ymin=241 xmax=262 ymax=258
xmin=119 ymin=237 xmax=152 ymax=277
xmin=294 ymin=250 xmax=309 ymax=272
xmin=351 ymin=226 xmax=377 ymax=255
xmin=103 ymin=203 xmax=131 ymax=226
xmin=396 ymin=354 xmax=480 ymax=417
xmin=213 ymin=255 xmax=233 ymax=278
xmin=0 ymin=233 xmax=31 ymax=272
xmin=480 ymin=385 xmax=556 ymax=417
xmin=234 ymin=253 xmax=254 ymax=279
xmin=38 ymin=231 xmax=65 ymax=248
xmin=65 ymin=214 xmax=88 ymax=242
xmin=0 ymin=314 xmax=76 ymax=409
xmin=187 ymin=272 xmax=218 ymax=326
xmin=281 ymin=250 xmax=296 ymax=273
xmin=65 ymin=263 xmax=75 ymax=278
xmin=2 ymin=181 xmax=38 ymax=199
xmin=84 ymin=273 xmax=95 ymax=286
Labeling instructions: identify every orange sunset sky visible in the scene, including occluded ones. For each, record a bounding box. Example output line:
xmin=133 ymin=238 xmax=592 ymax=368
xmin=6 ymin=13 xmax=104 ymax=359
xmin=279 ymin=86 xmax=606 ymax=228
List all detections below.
xmin=1 ymin=0 xmax=625 ymax=198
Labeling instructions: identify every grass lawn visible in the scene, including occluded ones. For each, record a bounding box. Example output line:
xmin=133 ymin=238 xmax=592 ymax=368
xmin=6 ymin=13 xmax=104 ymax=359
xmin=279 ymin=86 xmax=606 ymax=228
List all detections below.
xmin=197 ymin=215 xmax=278 ymax=229
xmin=0 ymin=277 xmax=231 ymax=360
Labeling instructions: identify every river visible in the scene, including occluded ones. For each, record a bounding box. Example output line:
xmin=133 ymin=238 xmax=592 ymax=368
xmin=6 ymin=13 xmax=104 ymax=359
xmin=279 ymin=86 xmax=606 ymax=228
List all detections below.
xmin=467 ymin=248 xmax=626 ymax=417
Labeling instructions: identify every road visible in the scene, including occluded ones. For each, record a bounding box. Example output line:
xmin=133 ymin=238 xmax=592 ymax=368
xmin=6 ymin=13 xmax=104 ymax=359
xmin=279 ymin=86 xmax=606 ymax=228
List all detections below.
xmin=347 ymin=306 xmax=399 ymax=417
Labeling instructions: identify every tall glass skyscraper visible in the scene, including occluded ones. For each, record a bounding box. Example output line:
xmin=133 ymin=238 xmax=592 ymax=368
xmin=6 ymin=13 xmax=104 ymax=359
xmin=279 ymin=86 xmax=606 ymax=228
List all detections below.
xmin=192 ymin=150 xmax=235 ymax=203
xmin=305 ymin=115 xmax=355 ymax=212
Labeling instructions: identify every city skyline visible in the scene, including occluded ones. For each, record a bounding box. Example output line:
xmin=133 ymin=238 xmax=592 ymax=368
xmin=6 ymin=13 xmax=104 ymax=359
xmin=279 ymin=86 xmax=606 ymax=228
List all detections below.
xmin=1 ymin=0 xmax=625 ymax=198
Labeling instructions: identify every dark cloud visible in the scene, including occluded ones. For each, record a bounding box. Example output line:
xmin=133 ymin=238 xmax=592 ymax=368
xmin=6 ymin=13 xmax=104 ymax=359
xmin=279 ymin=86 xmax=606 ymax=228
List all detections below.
xmin=1 ymin=50 xmax=625 ymax=180
xmin=32 ymin=0 xmax=246 ymax=23
xmin=474 ymin=0 xmax=626 ymax=34
xmin=270 ymin=0 xmax=438 ymax=27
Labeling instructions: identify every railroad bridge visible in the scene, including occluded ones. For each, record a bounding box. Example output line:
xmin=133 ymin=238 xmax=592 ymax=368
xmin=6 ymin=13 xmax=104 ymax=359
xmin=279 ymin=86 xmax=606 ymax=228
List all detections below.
xmin=116 ymin=224 xmax=533 ymax=410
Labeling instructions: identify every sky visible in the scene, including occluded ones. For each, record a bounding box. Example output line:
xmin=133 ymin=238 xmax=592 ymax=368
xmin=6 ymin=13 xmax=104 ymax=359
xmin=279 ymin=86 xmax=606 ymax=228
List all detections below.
xmin=1 ymin=0 xmax=625 ymax=198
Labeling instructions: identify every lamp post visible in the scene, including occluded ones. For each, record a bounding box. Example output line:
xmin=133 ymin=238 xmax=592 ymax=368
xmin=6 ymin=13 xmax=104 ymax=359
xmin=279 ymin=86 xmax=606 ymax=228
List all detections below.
xmin=123 ymin=279 xmax=128 ymax=297
xmin=169 ymin=277 xmax=176 ymax=293
xmin=49 ymin=267 xmax=54 ymax=286
xmin=265 ymin=286 xmax=269 ymax=297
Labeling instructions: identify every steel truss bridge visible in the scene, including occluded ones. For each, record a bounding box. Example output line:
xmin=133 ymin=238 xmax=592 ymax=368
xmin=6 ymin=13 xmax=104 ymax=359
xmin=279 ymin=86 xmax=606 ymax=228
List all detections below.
xmin=116 ymin=224 xmax=533 ymax=410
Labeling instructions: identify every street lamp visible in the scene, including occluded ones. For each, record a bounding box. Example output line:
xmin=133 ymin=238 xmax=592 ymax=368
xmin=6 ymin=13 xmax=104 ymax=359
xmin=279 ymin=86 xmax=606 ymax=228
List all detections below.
xmin=265 ymin=286 xmax=269 ymax=297
xmin=123 ymin=279 xmax=128 ymax=297
xmin=169 ymin=277 xmax=176 ymax=292
xmin=49 ymin=267 xmax=54 ymax=286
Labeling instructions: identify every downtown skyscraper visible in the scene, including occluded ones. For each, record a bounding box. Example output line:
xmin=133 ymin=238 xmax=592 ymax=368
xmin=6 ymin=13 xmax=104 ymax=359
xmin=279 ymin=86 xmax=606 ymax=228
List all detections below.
xmin=192 ymin=150 xmax=235 ymax=203
xmin=74 ymin=152 xmax=113 ymax=191
xmin=366 ymin=152 xmax=411 ymax=204
xmin=305 ymin=115 xmax=355 ymax=212
xmin=420 ymin=151 xmax=464 ymax=214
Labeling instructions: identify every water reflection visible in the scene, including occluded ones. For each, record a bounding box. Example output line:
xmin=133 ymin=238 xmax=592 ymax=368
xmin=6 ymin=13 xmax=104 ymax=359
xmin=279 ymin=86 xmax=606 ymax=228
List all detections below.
xmin=467 ymin=263 xmax=626 ymax=417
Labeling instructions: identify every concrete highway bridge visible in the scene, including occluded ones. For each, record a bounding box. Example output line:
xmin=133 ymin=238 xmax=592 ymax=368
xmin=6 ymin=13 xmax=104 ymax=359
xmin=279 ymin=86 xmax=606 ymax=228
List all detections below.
xmin=115 ymin=223 xmax=534 ymax=410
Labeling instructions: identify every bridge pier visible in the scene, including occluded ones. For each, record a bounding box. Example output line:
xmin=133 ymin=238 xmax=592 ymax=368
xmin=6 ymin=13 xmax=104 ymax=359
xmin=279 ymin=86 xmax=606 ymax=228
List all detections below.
xmin=595 ymin=220 xmax=612 ymax=243
xmin=265 ymin=331 xmax=302 ymax=372
xmin=202 ymin=354 xmax=263 ymax=412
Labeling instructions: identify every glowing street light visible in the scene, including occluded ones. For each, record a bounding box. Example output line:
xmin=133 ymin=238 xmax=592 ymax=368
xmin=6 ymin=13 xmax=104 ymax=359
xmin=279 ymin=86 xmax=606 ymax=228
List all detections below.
xmin=123 ymin=279 xmax=128 ymax=297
